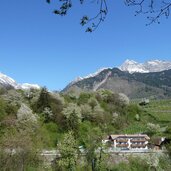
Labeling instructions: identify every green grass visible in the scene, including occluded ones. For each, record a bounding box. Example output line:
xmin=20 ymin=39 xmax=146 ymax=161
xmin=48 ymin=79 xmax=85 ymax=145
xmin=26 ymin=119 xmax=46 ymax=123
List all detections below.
xmin=148 ymin=111 xmax=171 ymax=122
xmin=142 ymin=99 xmax=171 ymax=123
xmin=123 ymin=123 xmax=147 ymax=134
xmin=124 ymin=99 xmax=171 ymax=135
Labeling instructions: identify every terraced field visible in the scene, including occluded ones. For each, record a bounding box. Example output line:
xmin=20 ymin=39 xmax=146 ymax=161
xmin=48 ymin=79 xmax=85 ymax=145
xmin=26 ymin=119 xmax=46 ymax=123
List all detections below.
xmin=123 ymin=123 xmax=147 ymax=134
xmin=124 ymin=99 xmax=171 ymax=134
xmin=143 ymin=99 xmax=171 ymax=122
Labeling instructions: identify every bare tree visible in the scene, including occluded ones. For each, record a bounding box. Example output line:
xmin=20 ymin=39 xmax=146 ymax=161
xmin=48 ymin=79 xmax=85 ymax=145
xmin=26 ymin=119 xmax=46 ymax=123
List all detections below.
xmin=46 ymin=0 xmax=171 ymax=32
xmin=125 ymin=0 xmax=171 ymax=25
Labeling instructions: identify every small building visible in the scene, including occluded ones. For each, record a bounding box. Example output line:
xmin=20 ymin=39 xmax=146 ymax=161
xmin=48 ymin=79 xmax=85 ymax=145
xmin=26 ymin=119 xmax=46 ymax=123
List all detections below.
xmin=139 ymin=98 xmax=150 ymax=106
xmin=107 ymin=134 xmax=150 ymax=150
xmin=148 ymin=137 xmax=169 ymax=150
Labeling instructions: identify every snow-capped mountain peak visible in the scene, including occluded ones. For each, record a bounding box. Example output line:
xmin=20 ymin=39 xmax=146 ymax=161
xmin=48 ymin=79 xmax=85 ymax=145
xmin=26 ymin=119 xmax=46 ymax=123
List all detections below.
xmin=0 ymin=72 xmax=18 ymax=88
xmin=71 ymin=67 xmax=111 ymax=84
xmin=124 ymin=59 xmax=138 ymax=65
xmin=119 ymin=59 xmax=171 ymax=73
xmin=119 ymin=59 xmax=149 ymax=73
xmin=0 ymin=72 xmax=40 ymax=90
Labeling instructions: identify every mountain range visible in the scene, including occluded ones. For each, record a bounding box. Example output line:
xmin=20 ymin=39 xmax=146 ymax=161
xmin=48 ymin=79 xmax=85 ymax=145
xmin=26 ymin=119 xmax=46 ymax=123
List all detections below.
xmin=119 ymin=59 xmax=171 ymax=73
xmin=0 ymin=72 xmax=40 ymax=90
xmin=63 ymin=59 xmax=171 ymax=99
xmin=1 ymin=59 xmax=171 ymax=99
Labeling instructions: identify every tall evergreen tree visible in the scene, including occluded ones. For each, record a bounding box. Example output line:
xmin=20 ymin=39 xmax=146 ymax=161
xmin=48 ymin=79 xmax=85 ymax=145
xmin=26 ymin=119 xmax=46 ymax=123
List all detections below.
xmin=35 ymin=87 xmax=50 ymax=113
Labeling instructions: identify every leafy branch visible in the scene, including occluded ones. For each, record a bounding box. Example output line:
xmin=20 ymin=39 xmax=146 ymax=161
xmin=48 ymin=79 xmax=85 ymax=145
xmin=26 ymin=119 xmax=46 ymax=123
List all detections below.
xmin=46 ymin=0 xmax=171 ymax=31
xmin=46 ymin=0 xmax=108 ymax=32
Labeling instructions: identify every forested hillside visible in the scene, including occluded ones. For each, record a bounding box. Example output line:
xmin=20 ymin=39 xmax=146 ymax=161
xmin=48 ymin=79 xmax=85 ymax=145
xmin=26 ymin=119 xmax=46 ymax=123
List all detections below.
xmin=0 ymin=88 xmax=171 ymax=170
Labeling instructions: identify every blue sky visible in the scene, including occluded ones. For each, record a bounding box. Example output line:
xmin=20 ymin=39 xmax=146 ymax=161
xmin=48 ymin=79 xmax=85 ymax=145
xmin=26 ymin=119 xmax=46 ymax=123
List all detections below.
xmin=0 ymin=0 xmax=171 ymax=90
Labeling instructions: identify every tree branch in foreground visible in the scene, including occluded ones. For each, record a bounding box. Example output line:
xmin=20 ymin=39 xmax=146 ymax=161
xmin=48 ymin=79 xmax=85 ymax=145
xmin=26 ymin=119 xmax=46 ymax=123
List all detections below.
xmin=125 ymin=0 xmax=171 ymax=25
xmin=47 ymin=0 xmax=171 ymax=31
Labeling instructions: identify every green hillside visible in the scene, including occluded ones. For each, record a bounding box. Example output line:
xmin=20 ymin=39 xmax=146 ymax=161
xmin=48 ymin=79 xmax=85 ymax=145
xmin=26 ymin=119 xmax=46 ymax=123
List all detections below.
xmin=0 ymin=88 xmax=171 ymax=170
xmin=143 ymin=99 xmax=171 ymax=122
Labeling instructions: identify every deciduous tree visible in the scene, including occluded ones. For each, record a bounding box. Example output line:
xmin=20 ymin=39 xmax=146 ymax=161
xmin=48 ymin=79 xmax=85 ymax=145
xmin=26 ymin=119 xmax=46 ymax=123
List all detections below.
xmin=46 ymin=0 xmax=171 ymax=32
xmin=56 ymin=131 xmax=78 ymax=171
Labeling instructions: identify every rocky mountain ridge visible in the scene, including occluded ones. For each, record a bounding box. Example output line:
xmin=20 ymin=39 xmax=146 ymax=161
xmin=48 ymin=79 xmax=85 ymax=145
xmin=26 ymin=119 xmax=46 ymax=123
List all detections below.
xmin=119 ymin=59 xmax=171 ymax=73
xmin=63 ymin=66 xmax=171 ymax=99
xmin=69 ymin=59 xmax=171 ymax=87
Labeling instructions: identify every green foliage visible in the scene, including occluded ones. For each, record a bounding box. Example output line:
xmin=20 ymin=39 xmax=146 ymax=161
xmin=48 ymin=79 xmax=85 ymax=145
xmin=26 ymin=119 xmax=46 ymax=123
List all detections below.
xmin=0 ymin=88 xmax=171 ymax=170
xmin=56 ymin=131 xmax=78 ymax=171
xmin=0 ymin=150 xmax=42 ymax=171
xmin=0 ymin=127 xmax=42 ymax=171
xmin=6 ymin=104 xmax=18 ymax=116
xmin=78 ymin=121 xmax=97 ymax=146
xmin=165 ymin=124 xmax=171 ymax=137
xmin=40 ymin=122 xmax=59 ymax=148
xmin=158 ymin=155 xmax=171 ymax=170
xmin=0 ymin=87 xmax=7 ymax=95
xmin=62 ymin=103 xmax=81 ymax=121
xmin=123 ymin=123 xmax=147 ymax=134
xmin=135 ymin=114 xmax=140 ymax=121
xmin=142 ymin=99 xmax=171 ymax=122
xmin=166 ymin=143 xmax=171 ymax=157
xmin=62 ymin=103 xmax=81 ymax=133
xmin=48 ymin=92 xmax=64 ymax=120
xmin=146 ymin=123 xmax=161 ymax=136
xmin=78 ymin=124 xmax=103 ymax=167
xmin=127 ymin=104 xmax=141 ymax=116
xmin=98 ymin=92 xmax=128 ymax=116
xmin=32 ymin=88 xmax=65 ymax=127
xmin=88 ymin=97 xmax=98 ymax=110
xmin=34 ymin=87 xmax=50 ymax=113
xmin=0 ymin=98 xmax=6 ymax=121
xmin=78 ymin=92 xmax=91 ymax=105
xmin=149 ymin=111 xmax=171 ymax=122
xmin=111 ymin=157 xmax=149 ymax=171
xmin=94 ymin=150 xmax=109 ymax=171
xmin=80 ymin=104 xmax=92 ymax=121
xmin=42 ymin=107 xmax=53 ymax=123
xmin=92 ymin=104 xmax=105 ymax=124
